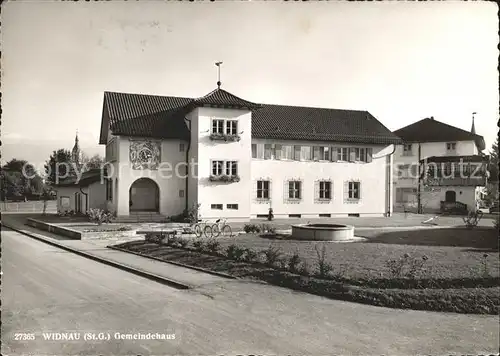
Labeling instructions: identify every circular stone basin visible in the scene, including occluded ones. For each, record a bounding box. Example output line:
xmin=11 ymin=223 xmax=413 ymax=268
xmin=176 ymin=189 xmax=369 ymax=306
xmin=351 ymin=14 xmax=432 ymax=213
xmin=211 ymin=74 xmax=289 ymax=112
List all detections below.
xmin=291 ymin=223 xmax=354 ymax=241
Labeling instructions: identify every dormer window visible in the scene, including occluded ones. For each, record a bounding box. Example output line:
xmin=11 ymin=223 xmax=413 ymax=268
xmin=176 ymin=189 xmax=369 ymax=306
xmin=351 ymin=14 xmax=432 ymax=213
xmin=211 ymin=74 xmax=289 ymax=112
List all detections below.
xmin=446 ymin=142 xmax=457 ymax=152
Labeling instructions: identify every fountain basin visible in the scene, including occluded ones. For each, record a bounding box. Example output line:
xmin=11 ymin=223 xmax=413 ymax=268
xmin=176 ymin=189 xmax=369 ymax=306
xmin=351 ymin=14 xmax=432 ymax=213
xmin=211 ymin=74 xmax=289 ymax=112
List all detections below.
xmin=291 ymin=223 xmax=354 ymax=241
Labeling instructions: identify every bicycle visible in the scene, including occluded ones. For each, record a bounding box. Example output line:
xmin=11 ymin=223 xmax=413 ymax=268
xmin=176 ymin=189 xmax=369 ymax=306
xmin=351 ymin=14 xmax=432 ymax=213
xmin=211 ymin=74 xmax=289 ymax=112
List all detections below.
xmin=184 ymin=219 xmax=213 ymax=238
xmin=210 ymin=218 xmax=232 ymax=238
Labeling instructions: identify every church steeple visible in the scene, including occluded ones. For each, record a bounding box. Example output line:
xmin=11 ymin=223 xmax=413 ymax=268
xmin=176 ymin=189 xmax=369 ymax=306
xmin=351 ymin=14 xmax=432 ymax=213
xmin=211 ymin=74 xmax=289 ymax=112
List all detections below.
xmin=471 ymin=112 xmax=476 ymax=134
xmin=71 ymin=130 xmax=81 ymax=168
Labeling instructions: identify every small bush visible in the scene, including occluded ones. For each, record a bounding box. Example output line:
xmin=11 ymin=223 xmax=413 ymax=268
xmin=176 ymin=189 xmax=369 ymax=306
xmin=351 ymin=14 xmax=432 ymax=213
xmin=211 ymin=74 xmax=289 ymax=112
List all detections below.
xmin=205 ymin=238 xmax=221 ymax=254
xmin=315 ymin=244 xmax=334 ymax=278
xmin=385 ymin=253 xmax=428 ymax=279
xmin=87 ymin=208 xmax=114 ymax=225
xmin=226 ymin=244 xmax=246 ymax=261
xmin=243 ymin=248 xmax=259 ymax=262
xmin=244 ymin=224 xmax=261 ymax=234
xmin=117 ymin=226 xmax=132 ymax=231
xmin=168 ymin=203 xmax=201 ymax=224
xmin=192 ymin=239 xmax=204 ymax=251
xmin=288 ymin=252 xmax=302 ymax=274
xmin=262 ymin=245 xmax=283 ymax=267
xmin=177 ymin=237 xmax=189 ymax=248
xmin=299 ymin=261 xmax=311 ymax=276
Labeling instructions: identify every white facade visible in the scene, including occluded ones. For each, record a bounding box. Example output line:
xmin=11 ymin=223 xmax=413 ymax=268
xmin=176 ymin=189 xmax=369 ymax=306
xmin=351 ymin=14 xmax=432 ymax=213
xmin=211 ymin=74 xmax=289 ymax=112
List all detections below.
xmin=56 ymin=182 xmax=107 ymax=213
xmin=393 ymin=139 xmax=483 ymax=213
xmin=102 ymin=107 xmax=396 ymax=221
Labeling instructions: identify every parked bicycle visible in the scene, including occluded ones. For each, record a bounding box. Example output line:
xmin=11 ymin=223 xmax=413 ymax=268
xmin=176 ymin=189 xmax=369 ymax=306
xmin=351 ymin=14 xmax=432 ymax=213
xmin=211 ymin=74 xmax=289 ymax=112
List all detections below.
xmin=186 ymin=219 xmax=213 ymax=238
xmin=210 ymin=218 xmax=232 ymax=238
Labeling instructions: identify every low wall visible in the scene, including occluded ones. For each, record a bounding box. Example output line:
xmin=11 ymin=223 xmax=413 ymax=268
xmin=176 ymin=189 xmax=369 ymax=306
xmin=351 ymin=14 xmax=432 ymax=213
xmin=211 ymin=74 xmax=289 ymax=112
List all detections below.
xmin=26 ymin=218 xmax=82 ymax=240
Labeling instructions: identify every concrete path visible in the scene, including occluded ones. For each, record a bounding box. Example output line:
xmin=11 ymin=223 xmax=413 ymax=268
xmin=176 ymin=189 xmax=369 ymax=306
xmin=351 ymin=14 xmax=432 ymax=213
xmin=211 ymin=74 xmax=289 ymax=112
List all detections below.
xmin=3 ymin=229 xmax=499 ymax=355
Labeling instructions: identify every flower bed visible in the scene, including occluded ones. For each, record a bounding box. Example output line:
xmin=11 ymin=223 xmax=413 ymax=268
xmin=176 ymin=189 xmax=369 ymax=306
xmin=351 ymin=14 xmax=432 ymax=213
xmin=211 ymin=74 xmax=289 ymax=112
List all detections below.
xmin=111 ymin=234 xmax=500 ymax=315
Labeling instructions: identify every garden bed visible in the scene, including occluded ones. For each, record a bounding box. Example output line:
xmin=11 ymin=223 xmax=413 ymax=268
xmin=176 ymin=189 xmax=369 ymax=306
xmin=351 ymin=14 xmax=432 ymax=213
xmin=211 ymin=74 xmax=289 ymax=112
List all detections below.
xmin=111 ymin=236 xmax=500 ymax=315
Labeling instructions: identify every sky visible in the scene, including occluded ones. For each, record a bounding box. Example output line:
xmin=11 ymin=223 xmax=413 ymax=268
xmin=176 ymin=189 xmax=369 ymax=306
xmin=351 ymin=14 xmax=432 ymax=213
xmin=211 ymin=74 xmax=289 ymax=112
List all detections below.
xmin=1 ymin=1 xmax=499 ymax=171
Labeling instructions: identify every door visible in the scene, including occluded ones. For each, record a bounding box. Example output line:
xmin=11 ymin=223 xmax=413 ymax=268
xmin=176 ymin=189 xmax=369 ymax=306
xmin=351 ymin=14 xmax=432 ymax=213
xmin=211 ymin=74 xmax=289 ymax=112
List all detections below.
xmin=445 ymin=190 xmax=456 ymax=203
xmin=129 ymin=178 xmax=159 ymax=212
xmin=75 ymin=192 xmax=82 ymax=213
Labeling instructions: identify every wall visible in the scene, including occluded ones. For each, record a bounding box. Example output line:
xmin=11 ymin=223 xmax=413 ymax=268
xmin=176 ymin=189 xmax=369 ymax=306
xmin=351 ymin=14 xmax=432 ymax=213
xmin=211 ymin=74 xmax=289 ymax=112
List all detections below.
xmin=56 ymin=182 xmax=107 ymax=212
xmin=250 ymin=139 xmax=390 ymax=218
xmin=187 ymin=109 xmax=199 ymax=213
xmin=112 ymin=136 xmax=187 ymax=216
xmin=421 ymin=186 xmax=476 ymax=212
xmin=194 ymin=107 xmax=252 ymax=221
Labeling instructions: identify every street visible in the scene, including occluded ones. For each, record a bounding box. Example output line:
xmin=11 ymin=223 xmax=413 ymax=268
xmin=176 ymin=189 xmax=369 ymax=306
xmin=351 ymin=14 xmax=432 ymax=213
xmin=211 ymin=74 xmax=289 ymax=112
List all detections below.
xmin=2 ymin=228 xmax=499 ymax=355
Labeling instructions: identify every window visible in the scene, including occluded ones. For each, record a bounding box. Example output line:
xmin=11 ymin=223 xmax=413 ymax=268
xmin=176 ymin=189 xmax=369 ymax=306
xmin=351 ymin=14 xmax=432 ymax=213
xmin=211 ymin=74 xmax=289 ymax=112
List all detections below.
xmin=212 ymin=160 xmax=224 ymax=176
xmin=319 ymin=181 xmax=332 ymax=200
xmin=264 ymin=144 xmax=273 ymax=160
xmin=446 ymin=142 xmax=457 ymax=151
xmin=225 ymin=161 xmax=238 ymax=176
xmin=300 ymin=146 xmax=312 ymax=161
xmin=212 ymin=119 xmax=224 ymax=134
xmin=319 ymin=147 xmax=330 ymax=160
xmin=347 ymin=181 xmax=361 ymax=200
xmin=257 ymin=180 xmax=270 ymax=199
xmin=226 ymin=120 xmax=238 ymax=135
xmin=179 ymin=190 xmax=185 ymax=198
xmin=227 ymin=204 xmax=238 ymax=210
xmin=396 ymin=188 xmax=417 ymax=203
xmin=252 ymin=143 xmax=264 ymax=159
xmin=106 ymin=139 xmax=117 ymax=161
xmin=294 ymin=145 xmax=301 ymax=160
xmin=288 ymin=181 xmax=301 ymax=199
xmin=403 ymin=144 xmax=413 ymax=156
xmin=282 ymin=145 xmax=293 ymax=160
xmin=211 ymin=204 xmax=223 ymax=210
xmin=398 ymin=164 xmax=411 ymax=179
xmin=106 ymin=178 xmax=113 ymax=201
xmin=354 ymin=148 xmax=367 ymax=162
xmin=337 ymin=147 xmax=349 ymax=161
xmin=274 ymin=144 xmax=282 ymax=160
xmin=179 ymin=143 xmax=185 ymax=152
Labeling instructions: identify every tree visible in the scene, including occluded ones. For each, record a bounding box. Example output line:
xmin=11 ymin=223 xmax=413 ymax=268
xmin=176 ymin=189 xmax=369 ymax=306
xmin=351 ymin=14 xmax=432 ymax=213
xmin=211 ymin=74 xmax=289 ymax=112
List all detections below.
xmin=44 ymin=149 xmax=73 ymax=186
xmin=1 ymin=159 xmax=45 ymax=200
xmin=485 ymin=138 xmax=499 ymax=204
xmin=80 ymin=153 xmax=105 ymax=172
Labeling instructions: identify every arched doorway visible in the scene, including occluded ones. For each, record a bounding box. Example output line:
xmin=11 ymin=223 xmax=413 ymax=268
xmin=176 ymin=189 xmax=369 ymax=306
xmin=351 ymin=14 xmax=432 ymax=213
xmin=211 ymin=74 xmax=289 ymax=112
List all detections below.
xmin=445 ymin=190 xmax=456 ymax=203
xmin=129 ymin=178 xmax=159 ymax=212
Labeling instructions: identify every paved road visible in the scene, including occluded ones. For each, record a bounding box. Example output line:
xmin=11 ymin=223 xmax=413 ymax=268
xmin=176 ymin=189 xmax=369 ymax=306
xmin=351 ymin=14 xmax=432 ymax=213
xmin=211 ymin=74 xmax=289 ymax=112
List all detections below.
xmin=2 ymin=229 xmax=499 ymax=355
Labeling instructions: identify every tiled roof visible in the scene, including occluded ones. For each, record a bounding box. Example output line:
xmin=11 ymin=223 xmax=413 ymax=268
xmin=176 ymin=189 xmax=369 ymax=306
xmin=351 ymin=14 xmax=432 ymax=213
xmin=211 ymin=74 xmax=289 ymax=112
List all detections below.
xmin=193 ymin=88 xmax=262 ymax=110
xmin=100 ymin=89 xmax=402 ymax=145
xmin=421 ymin=155 xmax=488 ymax=163
xmin=56 ymin=168 xmax=106 ymax=187
xmin=393 ymin=118 xmax=485 ymax=151
xmin=252 ymin=104 xmax=401 ymax=144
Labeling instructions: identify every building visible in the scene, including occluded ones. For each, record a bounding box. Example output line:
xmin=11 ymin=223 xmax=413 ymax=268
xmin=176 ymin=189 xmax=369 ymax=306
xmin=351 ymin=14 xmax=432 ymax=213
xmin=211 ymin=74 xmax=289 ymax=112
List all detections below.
xmin=94 ymin=86 xmax=402 ymax=222
xmin=392 ymin=116 xmax=488 ymax=214
xmin=55 ymin=168 xmax=108 ymax=213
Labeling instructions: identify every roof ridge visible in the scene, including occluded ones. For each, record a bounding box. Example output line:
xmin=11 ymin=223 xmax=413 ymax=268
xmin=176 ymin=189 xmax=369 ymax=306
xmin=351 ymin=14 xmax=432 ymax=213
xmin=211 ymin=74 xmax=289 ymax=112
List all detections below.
xmin=261 ymin=103 xmax=369 ymax=113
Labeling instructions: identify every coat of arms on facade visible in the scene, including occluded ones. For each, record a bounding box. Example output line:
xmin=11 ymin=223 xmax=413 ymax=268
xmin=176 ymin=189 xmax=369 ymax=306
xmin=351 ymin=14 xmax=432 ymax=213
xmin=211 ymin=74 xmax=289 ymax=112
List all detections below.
xmin=129 ymin=140 xmax=161 ymax=170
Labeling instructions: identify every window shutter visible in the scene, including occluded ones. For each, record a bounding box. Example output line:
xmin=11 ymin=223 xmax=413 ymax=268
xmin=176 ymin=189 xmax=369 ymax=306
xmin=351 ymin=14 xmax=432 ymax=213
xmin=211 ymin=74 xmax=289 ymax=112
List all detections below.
xmin=268 ymin=180 xmax=272 ymax=200
xmin=367 ymin=148 xmax=373 ymax=163
xmin=330 ymin=147 xmax=338 ymax=161
xmin=251 ymin=144 xmax=257 ymax=158
xmin=343 ymin=181 xmax=348 ymax=200
xmin=358 ymin=182 xmax=362 ymax=199
xmin=349 ymin=148 xmax=356 ymax=162
xmin=257 ymin=144 xmax=264 ymax=159
xmin=253 ymin=180 xmax=258 ymax=200
xmin=294 ymin=146 xmax=301 ymax=161
xmin=313 ymin=147 xmax=320 ymax=161
xmin=314 ymin=180 xmax=320 ymax=200
xmin=283 ymin=180 xmax=288 ymax=202
xmin=275 ymin=145 xmax=282 ymax=160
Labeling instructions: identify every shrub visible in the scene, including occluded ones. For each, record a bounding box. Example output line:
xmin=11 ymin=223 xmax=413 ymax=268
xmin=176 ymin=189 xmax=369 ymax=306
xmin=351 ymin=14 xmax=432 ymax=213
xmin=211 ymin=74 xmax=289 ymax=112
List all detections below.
xmin=192 ymin=239 xmax=204 ymax=251
xmin=117 ymin=226 xmax=132 ymax=231
xmin=260 ymin=224 xmax=277 ymax=235
xmin=177 ymin=237 xmax=189 ymax=248
xmin=205 ymin=238 xmax=221 ymax=254
xmin=145 ymin=233 xmax=163 ymax=244
xmin=385 ymin=253 xmax=428 ymax=279
xmin=314 ymin=244 xmax=334 ymax=278
xmin=243 ymin=224 xmax=261 ymax=234
xmin=226 ymin=244 xmax=246 ymax=261
xmin=243 ymin=248 xmax=259 ymax=262
xmin=168 ymin=203 xmax=201 ymax=224
xmin=262 ymin=245 xmax=283 ymax=267
xmin=288 ymin=252 xmax=302 ymax=274
xmin=87 ymin=208 xmax=114 ymax=225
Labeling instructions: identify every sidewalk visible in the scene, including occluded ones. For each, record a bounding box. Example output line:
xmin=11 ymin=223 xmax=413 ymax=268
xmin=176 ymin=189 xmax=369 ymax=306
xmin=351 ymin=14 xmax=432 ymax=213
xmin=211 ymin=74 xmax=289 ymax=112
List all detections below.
xmin=2 ymin=215 xmax=227 ymax=289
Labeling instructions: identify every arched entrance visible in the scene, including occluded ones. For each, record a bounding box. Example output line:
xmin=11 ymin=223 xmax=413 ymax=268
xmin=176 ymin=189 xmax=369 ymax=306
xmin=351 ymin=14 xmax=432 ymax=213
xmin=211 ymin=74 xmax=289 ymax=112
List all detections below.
xmin=445 ymin=190 xmax=456 ymax=203
xmin=129 ymin=178 xmax=159 ymax=212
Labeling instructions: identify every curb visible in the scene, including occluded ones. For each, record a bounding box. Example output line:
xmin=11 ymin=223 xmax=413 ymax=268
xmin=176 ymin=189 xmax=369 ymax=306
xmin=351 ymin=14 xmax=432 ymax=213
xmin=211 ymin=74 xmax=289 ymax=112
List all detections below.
xmin=2 ymin=223 xmax=191 ymax=290
xmin=108 ymin=245 xmax=237 ymax=280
